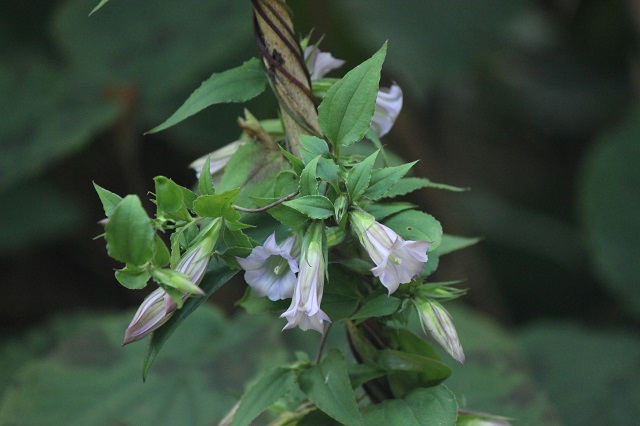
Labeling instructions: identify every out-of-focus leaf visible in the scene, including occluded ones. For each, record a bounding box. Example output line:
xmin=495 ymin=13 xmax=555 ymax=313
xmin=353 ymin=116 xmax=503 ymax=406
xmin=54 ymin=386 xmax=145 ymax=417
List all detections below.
xmin=384 ymin=177 xmax=468 ymax=198
xmin=0 ymin=179 xmax=85 ymax=255
xmin=362 ymin=386 xmax=457 ymax=426
xmin=148 ymin=58 xmax=267 ymax=133
xmin=438 ymin=305 xmax=563 ymax=425
xmin=89 ymin=0 xmax=110 ymax=15
xmin=578 ymin=106 xmax=640 ymax=319
xmin=0 ymin=306 xmax=289 ymax=426
xmin=519 ymin=322 xmax=640 ymax=426
xmin=437 ymin=234 xmax=481 ymax=256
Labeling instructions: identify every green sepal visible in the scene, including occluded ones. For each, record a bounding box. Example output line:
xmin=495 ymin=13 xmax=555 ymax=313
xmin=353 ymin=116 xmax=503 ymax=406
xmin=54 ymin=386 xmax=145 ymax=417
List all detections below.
xmin=283 ymin=195 xmax=334 ymax=220
xmin=153 ymin=176 xmax=194 ymax=221
xmin=300 ymin=135 xmax=330 ymax=164
xmin=153 ymin=234 xmax=170 ymax=268
xmin=364 ymin=161 xmax=417 ymax=200
xmin=105 ymin=195 xmax=154 ymax=266
xmin=93 ymin=182 xmax=121 ymax=217
xmin=299 ymin=155 xmax=321 ymax=196
xmin=192 ymin=188 xmax=241 ymax=221
xmin=197 ymin=155 xmax=216 ymax=196
xmin=333 ymin=194 xmax=348 ymax=224
xmin=151 ymin=268 xmax=204 ymax=296
xmin=318 ymin=42 xmax=387 ymax=147
xmin=114 ymin=266 xmax=150 ymax=290
xmin=298 ymin=349 xmax=362 ymax=426
xmin=347 ymin=149 xmax=378 ymax=201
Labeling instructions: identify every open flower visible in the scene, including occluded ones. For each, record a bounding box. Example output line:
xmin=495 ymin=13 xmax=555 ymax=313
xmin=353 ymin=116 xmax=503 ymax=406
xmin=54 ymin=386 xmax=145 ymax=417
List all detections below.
xmin=190 ymin=140 xmax=245 ymax=185
xmin=281 ymin=222 xmax=330 ymax=333
xmin=304 ymin=46 xmax=345 ymax=81
xmin=350 ymin=210 xmax=431 ymax=294
xmin=236 ymin=233 xmax=298 ymax=301
xmin=371 ymin=82 xmax=403 ymax=138
xmin=416 ymin=299 xmax=465 ymax=364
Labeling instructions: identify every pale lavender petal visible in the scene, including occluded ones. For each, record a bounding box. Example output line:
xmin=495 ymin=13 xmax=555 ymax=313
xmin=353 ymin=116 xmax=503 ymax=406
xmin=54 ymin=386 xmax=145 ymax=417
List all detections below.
xmin=304 ymin=46 xmax=345 ymax=81
xmin=371 ymin=83 xmax=403 ymax=137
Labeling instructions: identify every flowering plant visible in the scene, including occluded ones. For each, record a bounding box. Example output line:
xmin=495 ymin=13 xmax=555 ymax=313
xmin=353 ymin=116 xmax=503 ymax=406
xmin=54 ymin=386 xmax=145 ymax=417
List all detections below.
xmin=92 ymin=0 xmax=506 ymax=424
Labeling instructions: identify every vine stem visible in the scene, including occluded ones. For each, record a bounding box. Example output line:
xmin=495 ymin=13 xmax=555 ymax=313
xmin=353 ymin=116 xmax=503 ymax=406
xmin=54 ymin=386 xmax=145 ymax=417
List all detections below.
xmin=314 ymin=322 xmax=332 ymax=364
xmin=232 ymin=190 xmax=299 ymax=213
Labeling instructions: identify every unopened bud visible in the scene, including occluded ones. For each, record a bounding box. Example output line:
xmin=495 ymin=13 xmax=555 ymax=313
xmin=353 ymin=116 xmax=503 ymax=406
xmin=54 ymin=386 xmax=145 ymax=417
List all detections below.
xmin=416 ymin=299 xmax=465 ymax=364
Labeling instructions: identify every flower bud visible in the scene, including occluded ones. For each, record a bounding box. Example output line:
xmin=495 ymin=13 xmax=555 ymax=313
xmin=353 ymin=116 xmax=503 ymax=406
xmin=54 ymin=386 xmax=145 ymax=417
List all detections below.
xmin=416 ymin=299 xmax=465 ymax=364
xmin=123 ymin=288 xmax=174 ymax=345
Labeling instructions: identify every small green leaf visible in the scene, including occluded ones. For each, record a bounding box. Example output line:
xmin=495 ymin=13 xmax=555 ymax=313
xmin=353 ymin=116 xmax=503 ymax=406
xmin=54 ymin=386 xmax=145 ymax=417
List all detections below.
xmin=283 ymin=195 xmax=334 ymax=219
xmin=154 ymin=176 xmax=192 ymax=221
xmin=114 ymin=267 xmax=150 ymax=290
xmin=275 ymin=171 xmax=299 ymax=197
xmin=347 ymin=150 xmax=378 ymax=201
xmin=317 ymin=157 xmax=340 ymax=190
xmin=385 ymin=177 xmax=468 ymax=198
xmin=279 ymin=145 xmax=305 ymax=175
xmin=231 ymin=367 xmax=296 ymax=426
xmin=298 ymin=349 xmax=362 ymax=426
xmin=143 ymin=258 xmax=237 ymax=380
xmin=148 ymin=58 xmax=267 ymax=133
xmin=319 ymin=43 xmax=387 ymax=146
xmin=363 ymin=386 xmax=457 ymax=426
xmin=198 ymin=155 xmax=216 ymax=196
xmin=223 ymin=227 xmax=253 ymax=250
xmin=93 ymin=182 xmax=122 ymax=217
xmin=350 ymin=294 xmax=401 ymax=321
xmin=300 ymin=135 xmax=330 ymax=164
xmin=299 ymin=155 xmax=321 ymax=196
xmin=193 ymin=189 xmax=241 ymax=221
xmin=265 ymin=202 xmax=310 ymax=228
xmin=384 ymin=210 xmax=443 ymax=251
xmin=152 ymin=235 xmax=170 ymax=268
xmin=151 ymin=268 xmax=204 ymax=296
xmin=364 ymin=161 xmax=417 ymax=200
xmin=105 ymin=195 xmax=154 ymax=266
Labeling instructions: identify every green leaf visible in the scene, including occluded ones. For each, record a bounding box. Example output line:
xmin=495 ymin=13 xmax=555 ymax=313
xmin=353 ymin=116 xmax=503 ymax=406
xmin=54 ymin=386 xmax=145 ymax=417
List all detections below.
xmin=93 ymin=182 xmax=122 ymax=217
xmin=300 ymin=135 xmax=330 ymax=164
xmin=437 ymin=234 xmax=481 ymax=256
xmin=263 ymin=201 xmax=309 ymax=228
xmin=298 ymin=349 xmax=362 ymax=426
xmin=153 ymin=235 xmax=171 ymax=268
xmin=89 ymin=0 xmax=111 ymax=15
xmin=148 ymin=58 xmax=267 ymax=133
xmin=385 ymin=177 xmax=468 ymax=198
xmin=363 ymin=386 xmax=457 ymax=426
xmin=274 ymin=171 xmax=299 ymax=198
xmin=350 ymin=294 xmax=401 ymax=321
xmin=318 ymin=43 xmax=387 ymax=147
xmin=143 ymin=258 xmax=237 ymax=380
xmin=114 ymin=267 xmax=150 ymax=290
xmin=154 ymin=176 xmax=193 ymax=221
xmin=198 ymin=156 xmax=216 ymax=196
xmin=231 ymin=367 xmax=296 ymax=426
xmin=384 ymin=210 xmax=443 ymax=251
xmin=347 ymin=150 xmax=378 ymax=201
xmin=105 ymin=195 xmax=154 ymax=266
xmin=283 ymin=195 xmax=334 ymax=220
xmin=299 ymin=155 xmax=321 ymax=196
xmin=364 ymin=162 xmax=417 ymax=200
xmin=365 ymin=202 xmax=415 ymax=221
xmin=317 ymin=157 xmax=340 ymax=190
xmin=193 ymin=189 xmax=241 ymax=221
xmin=578 ymin=106 xmax=640 ymax=319
xmin=377 ymin=350 xmax=451 ymax=388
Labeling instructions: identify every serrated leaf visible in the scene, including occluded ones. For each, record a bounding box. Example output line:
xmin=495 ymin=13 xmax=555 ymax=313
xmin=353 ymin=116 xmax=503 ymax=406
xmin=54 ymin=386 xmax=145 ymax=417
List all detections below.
xmin=198 ymin=156 xmax=216 ymax=196
xmin=363 ymin=386 xmax=457 ymax=426
xmin=384 ymin=210 xmax=443 ymax=251
xmin=283 ymin=195 xmax=334 ymax=219
xmin=317 ymin=157 xmax=340 ymax=190
xmin=299 ymin=155 xmax=321 ymax=196
xmin=192 ymin=189 xmax=241 ymax=221
xmin=298 ymin=349 xmax=362 ymax=426
xmin=148 ymin=58 xmax=267 ymax=133
xmin=347 ymin=150 xmax=378 ymax=201
xmin=93 ymin=182 xmax=122 ymax=217
xmin=153 ymin=235 xmax=171 ymax=267
xmin=231 ymin=367 xmax=296 ymax=426
xmin=365 ymin=202 xmax=416 ymax=221
xmin=89 ymin=0 xmax=110 ymax=15
xmin=350 ymin=294 xmax=401 ymax=321
xmin=105 ymin=195 xmax=154 ymax=266
xmin=300 ymin=135 xmax=330 ymax=164
xmin=364 ymin=161 xmax=416 ymax=200
xmin=143 ymin=258 xmax=236 ymax=380
xmin=385 ymin=177 xmax=468 ymax=198
xmin=318 ymin=43 xmax=387 ymax=147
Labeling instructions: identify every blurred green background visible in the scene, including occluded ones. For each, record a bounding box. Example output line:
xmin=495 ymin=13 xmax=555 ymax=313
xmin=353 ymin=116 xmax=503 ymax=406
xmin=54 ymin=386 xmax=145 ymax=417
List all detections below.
xmin=1 ymin=0 xmax=639 ymax=424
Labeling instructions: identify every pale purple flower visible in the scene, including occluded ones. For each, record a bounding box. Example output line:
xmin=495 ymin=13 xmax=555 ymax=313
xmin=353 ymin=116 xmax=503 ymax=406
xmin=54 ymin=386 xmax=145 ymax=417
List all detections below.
xmin=190 ymin=140 xmax=245 ymax=185
xmin=416 ymin=299 xmax=465 ymax=364
xmin=281 ymin=223 xmax=330 ymax=333
xmin=304 ymin=46 xmax=345 ymax=81
xmin=371 ymin=83 xmax=403 ymax=137
xmin=236 ymin=233 xmax=299 ymax=301
xmin=350 ymin=210 xmax=431 ymax=294
xmin=123 ymin=288 xmax=174 ymax=345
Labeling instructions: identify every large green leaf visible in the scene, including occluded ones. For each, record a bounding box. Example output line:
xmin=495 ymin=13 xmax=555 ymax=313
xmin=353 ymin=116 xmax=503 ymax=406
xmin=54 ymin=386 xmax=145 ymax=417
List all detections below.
xmin=363 ymin=386 xmax=457 ymax=426
xmin=105 ymin=195 xmax=154 ymax=266
xmin=383 ymin=210 xmax=443 ymax=251
xmin=143 ymin=258 xmax=237 ymax=379
xmin=148 ymin=58 xmax=267 ymax=133
xmin=318 ymin=43 xmax=387 ymax=147
xmin=298 ymin=349 xmax=362 ymax=426
xmin=283 ymin=195 xmax=334 ymax=220
xmin=578 ymin=106 xmax=640 ymax=319
xmin=0 ymin=306 xmax=288 ymax=426
xmin=519 ymin=321 xmax=640 ymax=426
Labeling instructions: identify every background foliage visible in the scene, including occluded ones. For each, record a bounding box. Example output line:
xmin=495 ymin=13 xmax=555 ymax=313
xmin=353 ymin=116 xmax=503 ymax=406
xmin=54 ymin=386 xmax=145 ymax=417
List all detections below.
xmin=1 ymin=0 xmax=639 ymax=424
